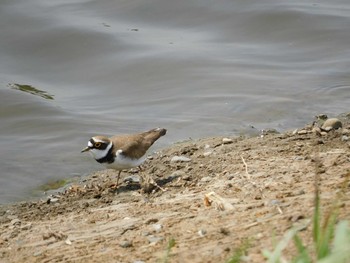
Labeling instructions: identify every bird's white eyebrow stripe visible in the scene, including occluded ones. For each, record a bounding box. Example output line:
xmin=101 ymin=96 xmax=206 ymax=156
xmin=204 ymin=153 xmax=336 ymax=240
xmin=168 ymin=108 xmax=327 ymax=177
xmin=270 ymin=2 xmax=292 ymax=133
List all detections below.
xmin=92 ymin=137 xmax=106 ymax=143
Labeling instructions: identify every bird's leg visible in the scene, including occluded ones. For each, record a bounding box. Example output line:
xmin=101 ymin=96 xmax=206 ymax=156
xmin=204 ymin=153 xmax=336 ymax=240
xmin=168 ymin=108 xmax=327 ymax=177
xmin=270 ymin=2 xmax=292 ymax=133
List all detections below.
xmin=116 ymin=170 xmax=122 ymax=187
xmin=110 ymin=170 xmax=122 ymax=193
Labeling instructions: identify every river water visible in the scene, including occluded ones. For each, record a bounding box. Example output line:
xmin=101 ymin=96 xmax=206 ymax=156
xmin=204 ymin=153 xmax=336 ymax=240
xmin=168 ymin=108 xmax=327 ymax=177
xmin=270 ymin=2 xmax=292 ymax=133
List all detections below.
xmin=1 ymin=0 xmax=350 ymax=203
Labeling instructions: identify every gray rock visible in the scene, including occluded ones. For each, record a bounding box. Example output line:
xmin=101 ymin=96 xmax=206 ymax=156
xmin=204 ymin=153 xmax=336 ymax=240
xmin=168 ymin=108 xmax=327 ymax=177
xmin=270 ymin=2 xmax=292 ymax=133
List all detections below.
xmin=147 ymin=235 xmax=164 ymax=244
xmin=119 ymin=240 xmax=132 ymax=248
xmin=321 ymin=118 xmax=342 ymax=131
xmin=198 ymin=229 xmax=207 ymax=237
xmin=342 ymin=135 xmax=349 ymax=142
xmin=222 ymin=138 xmax=233 ymax=144
xmin=10 ymin=219 xmax=21 ymax=226
xmin=124 ymin=175 xmax=140 ymax=183
xmin=169 ymin=171 xmax=186 ymax=178
xmin=297 ymin=130 xmax=308 ymax=135
xmin=152 ymin=223 xmax=162 ymax=232
xmin=203 ymin=151 xmax=213 ymax=156
xmin=170 ymin=156 xmax=191 ymax=163
xmin=201 ymin=176 xmax=212 ymax=182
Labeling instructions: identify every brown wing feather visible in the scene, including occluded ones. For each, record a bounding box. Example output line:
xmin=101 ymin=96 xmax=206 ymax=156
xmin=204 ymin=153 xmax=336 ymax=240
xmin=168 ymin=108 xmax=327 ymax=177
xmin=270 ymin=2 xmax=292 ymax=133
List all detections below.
xmin=111 ymin=128 xmax=166 ymax=159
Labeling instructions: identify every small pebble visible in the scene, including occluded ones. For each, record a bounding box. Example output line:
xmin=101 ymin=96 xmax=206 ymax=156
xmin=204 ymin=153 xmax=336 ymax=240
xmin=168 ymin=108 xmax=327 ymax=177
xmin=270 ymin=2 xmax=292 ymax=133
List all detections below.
xmin=297 ymin=130 xmax=308 ymax=135
xmin=222 ymin=138 xmax=233 ymax=144
xmin=342 ymin=135 xmax=349 ymax=142
xmin=11 ymin=218 xmax=21 ymax=226
xmin=152 ymin=223 xmax=162 ymax=232
xmin=201 ymin=176 xmax=212 ymax=182
xmin=65 ymin=238 xmax=72 ymax=245
xmin=269 ymin=200 xmax=281 ymax=206
xmin=198 ymin=229 xmax=207 ymax=237
xmin=119 ymin=240 xmax=132 ymax=248
xmin=342 ymin=128 xmax=350 ymax=135
xmin=147 ymin=235 xmax=164 ymax=244
xmin=203 ymin=151 xmax=213 ymax=157
xmin=169 ymin=171 xmax=186 ymax=178
xmin=33 ymin=251 xmax=42 ymax=257
xmin=170 ymin=156 xmax=191 ymax=163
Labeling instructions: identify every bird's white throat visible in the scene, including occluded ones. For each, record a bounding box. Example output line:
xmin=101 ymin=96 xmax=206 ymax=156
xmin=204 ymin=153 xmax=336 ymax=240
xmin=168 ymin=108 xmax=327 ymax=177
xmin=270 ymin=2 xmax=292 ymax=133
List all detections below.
xmin=89 ymin=141 xmax=112 ymax=160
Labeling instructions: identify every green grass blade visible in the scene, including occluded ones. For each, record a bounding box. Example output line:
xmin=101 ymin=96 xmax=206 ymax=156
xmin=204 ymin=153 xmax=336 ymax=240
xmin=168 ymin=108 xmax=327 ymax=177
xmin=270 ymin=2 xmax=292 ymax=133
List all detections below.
xmin=318 ymin=221 xmax=350 ymax=263
xmin=263 ymin=228 xmax=297 ymax=263
xmin=226 ymin=239 xmax=250 ymax=263
xmin=292 ymin=234 xmax=312 ymax=263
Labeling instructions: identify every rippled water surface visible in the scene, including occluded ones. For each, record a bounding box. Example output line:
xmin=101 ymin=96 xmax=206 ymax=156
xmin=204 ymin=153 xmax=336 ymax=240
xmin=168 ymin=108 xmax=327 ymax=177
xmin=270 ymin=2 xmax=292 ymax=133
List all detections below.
xmin=1 ymin=0 xmax=350 ymax=203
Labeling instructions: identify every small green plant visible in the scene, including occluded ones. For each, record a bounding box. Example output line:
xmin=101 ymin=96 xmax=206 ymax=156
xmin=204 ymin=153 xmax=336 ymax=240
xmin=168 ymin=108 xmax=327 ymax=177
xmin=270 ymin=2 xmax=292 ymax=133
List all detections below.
xmin=226 ymin=238 xmax=251 ymax=263
xmin=162 ymin=237 xmax=176 ymax=263
xmin=263 ymin=163 xmax=350 ymax=263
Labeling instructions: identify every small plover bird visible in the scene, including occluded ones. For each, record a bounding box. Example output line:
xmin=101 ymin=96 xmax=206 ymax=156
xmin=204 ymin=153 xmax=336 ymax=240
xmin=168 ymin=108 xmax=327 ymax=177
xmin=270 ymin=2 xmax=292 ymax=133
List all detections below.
xmin=81 ymin=128 xmax=166 ymax=189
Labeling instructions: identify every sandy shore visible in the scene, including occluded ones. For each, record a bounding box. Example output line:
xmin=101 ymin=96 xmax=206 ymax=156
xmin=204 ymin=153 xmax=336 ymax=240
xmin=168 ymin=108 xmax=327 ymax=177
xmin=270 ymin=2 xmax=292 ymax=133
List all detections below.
xmin=1 ymin=115 xmax=350 ymax=263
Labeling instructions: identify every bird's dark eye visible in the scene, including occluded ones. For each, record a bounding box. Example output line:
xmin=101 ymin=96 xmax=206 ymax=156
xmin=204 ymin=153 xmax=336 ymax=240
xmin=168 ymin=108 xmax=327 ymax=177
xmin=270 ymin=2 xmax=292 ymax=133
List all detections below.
xmin=94 ymin=142 xmax=102 ymax=148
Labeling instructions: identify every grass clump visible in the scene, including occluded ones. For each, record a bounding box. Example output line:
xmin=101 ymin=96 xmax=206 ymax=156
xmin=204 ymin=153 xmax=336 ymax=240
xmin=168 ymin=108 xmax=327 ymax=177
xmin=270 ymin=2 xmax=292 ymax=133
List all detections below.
xmin=226 ymin=238 xmax=251 ymax=263
xmin=162 ymin=237 xmax=176 ymax=263
xmin=263 ymin=164 xmax=350 ymax=263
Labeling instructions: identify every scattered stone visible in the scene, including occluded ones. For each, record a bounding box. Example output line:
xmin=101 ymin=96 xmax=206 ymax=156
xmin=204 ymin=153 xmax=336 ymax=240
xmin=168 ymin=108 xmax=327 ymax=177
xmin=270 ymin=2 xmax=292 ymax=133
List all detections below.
xmin=47 ymin=198 xmax=59 ymax=204
xmin=269 ymin=200 xmax=281 ymax=206
xmin=222 ymin=138 xmax=233 ymax=144
xmin=203 ymin=151 xmax=213 ymax=156
xmin=152 ymin=223 xmax=162 ymax=232
xmin=198 ymin=229 xmax=207 ymax=237
xmin=33 ymin=251 xmax=42 ymax=257
xmin=65 ymin=238 xmax=72 ymax=245
xmin=297 ymin=130 xmax=308 ymax=135
xmin=342 ymin=128 xmax=350 ymax=135
xmin=147 ymin=235 xmax=163 ymax=244
xmin=170 ymin=156 xmax=191 ymax=163
xmin=182 ymin=174 xmax=192 ymax=181
xmin=20 ymin=223 xmax=32 ymax=230
xmin=141 ymin=231 xmax=151 ymax=237
xmin=145 ymin=218 xmax=158 ymax=225
xmin=10 ymin=218 xmax=21 ymax=226
xmin=342 ymin=135 xmax=349 ymax=142
xmin=124 ymin=175 xmax=140 ymax=184
xmin=133 ymin=261 xmax=145 ymax=263
xmin=226 ymin=174 xmax=235 ymax=180
xmin=321 ymin=118 xmax=342 ymax=131
xmin=296 ymin=190 xmax=305 ymax=195
xmin=261 ymin=129 xmax=279 ymax=136
xmin=312 ymin=126 xmax=322 ymax=136
xmin=119 ymin=240 xmax=132 ymax=248
xmin=169 ymin=171 xmax=186 ymax=178
xmin=201 ymin=176 xmax=212 ymax=182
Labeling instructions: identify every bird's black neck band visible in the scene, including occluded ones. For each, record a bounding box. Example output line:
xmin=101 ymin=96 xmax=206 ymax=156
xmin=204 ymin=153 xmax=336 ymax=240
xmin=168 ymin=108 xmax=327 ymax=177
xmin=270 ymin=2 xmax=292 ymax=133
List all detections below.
xmin=96 ymin=145 xmax=115 ymax=164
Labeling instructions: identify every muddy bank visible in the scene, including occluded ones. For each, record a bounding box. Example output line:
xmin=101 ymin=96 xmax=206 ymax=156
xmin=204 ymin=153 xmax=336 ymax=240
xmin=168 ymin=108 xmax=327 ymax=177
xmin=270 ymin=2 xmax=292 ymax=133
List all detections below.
xmin=1 ymin=115 xmax=350 ymax=263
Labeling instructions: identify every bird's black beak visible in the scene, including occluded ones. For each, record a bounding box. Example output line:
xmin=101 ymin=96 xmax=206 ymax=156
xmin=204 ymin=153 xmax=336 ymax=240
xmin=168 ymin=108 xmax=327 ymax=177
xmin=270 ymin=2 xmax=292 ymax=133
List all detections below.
xmin=81 ymin=147 xmax=90 ymax=153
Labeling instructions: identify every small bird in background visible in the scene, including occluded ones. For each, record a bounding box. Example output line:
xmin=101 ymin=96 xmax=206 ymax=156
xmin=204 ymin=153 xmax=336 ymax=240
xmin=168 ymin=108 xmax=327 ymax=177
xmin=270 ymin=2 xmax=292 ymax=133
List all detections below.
xmin=81 ymin=128 xmax=167 ymax=189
